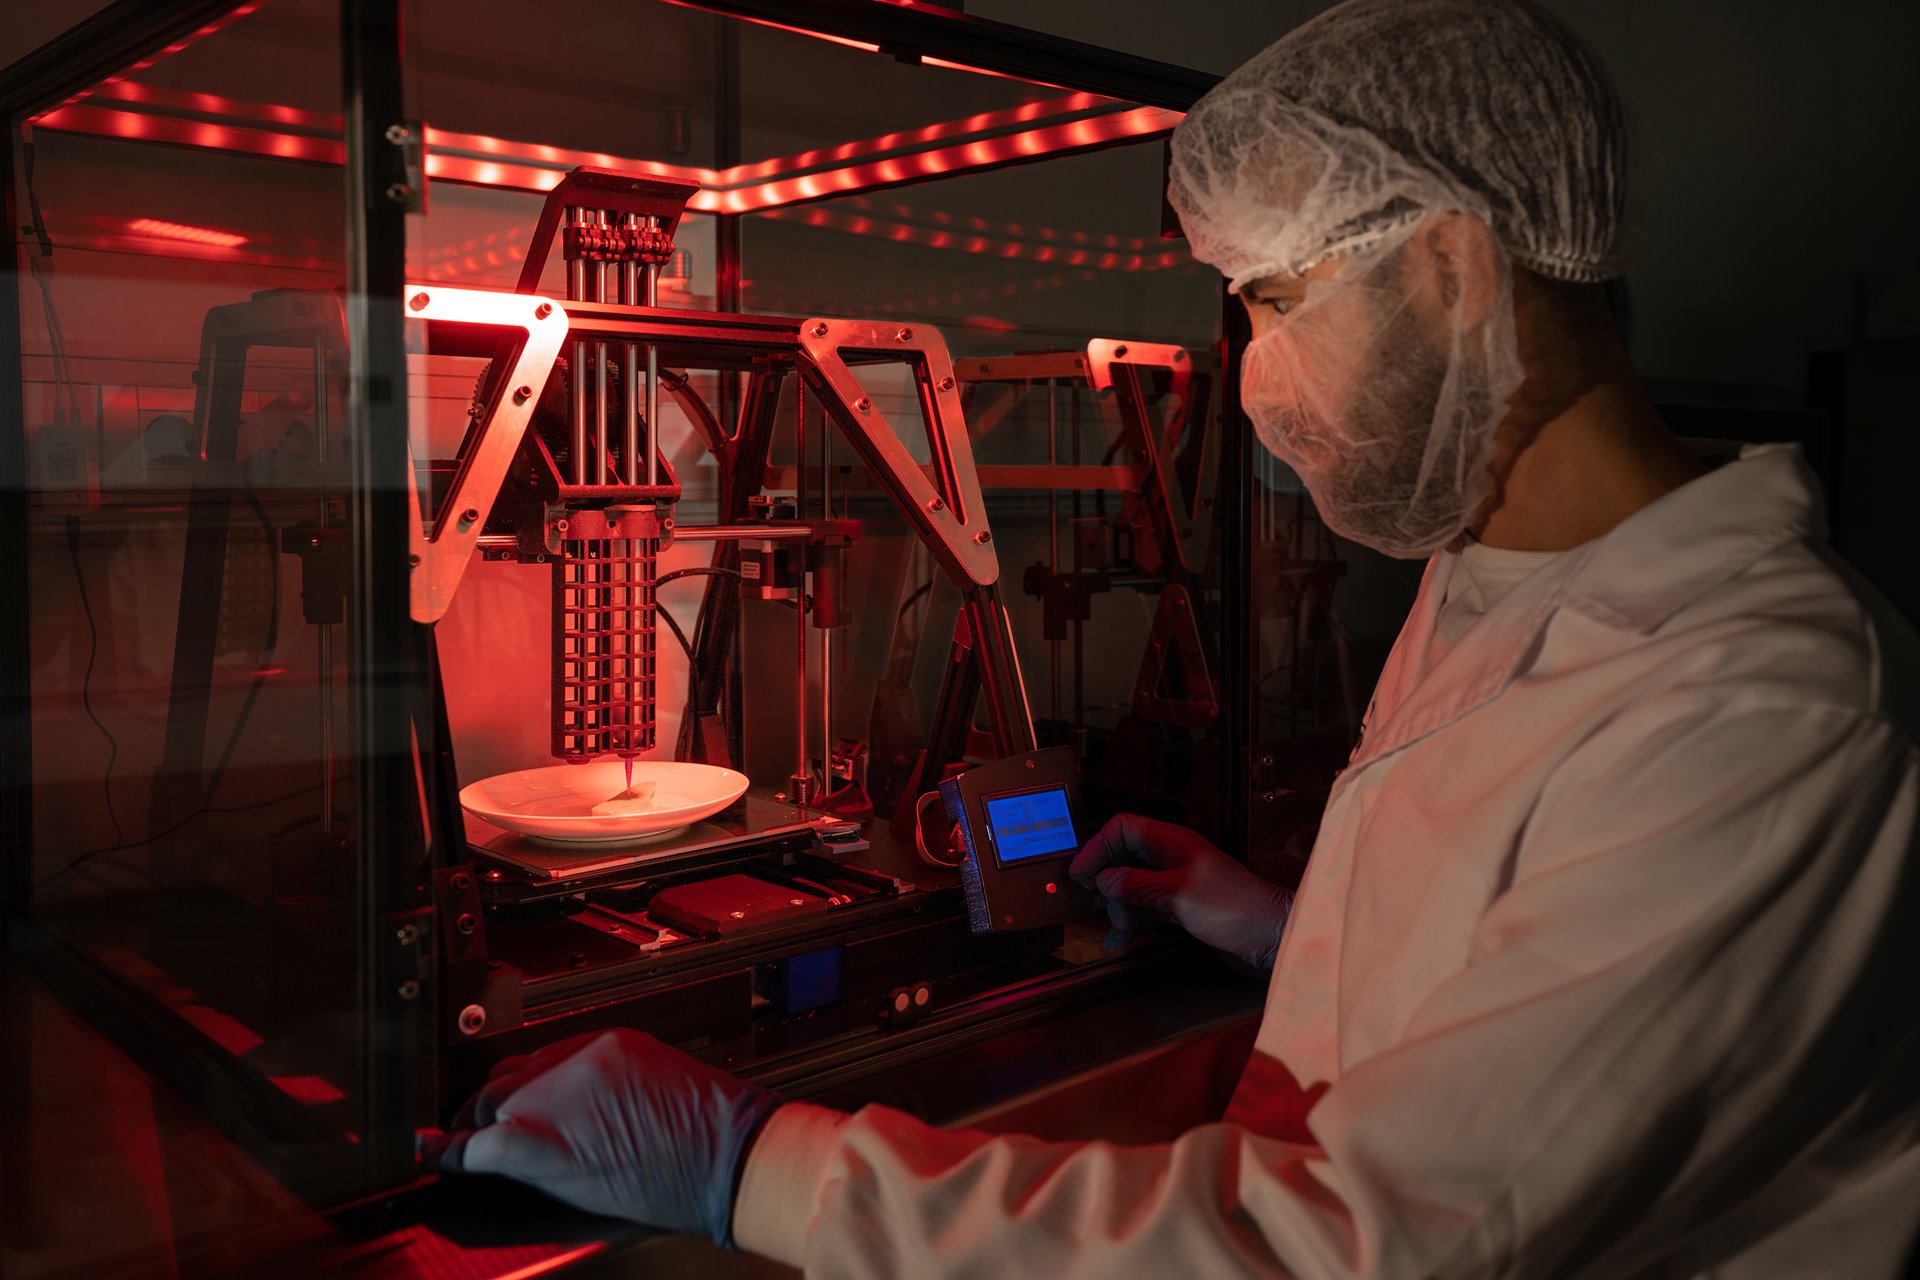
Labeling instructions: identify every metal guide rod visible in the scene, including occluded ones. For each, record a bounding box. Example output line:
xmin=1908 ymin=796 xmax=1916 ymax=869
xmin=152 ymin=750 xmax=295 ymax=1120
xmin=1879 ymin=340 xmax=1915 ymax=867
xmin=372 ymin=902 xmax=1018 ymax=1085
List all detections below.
xmin=314 ymin=339 xmax=333 ymax=831
xmin=1071 ymin=386 xmax=1084 ymax=727
xmin=792 ymin=379 xmax=808 ymax=801
xmin=819 ymin=377 xmax=832 ymax=788
xmin=594 ymin=209 xmax=609 ymax=486
xmin=1047 ymin=376 xmax=1060 ymax=723
xmin=568 ymin=206 xmax=586 ymax=486
xmin=622 ymin=213 xmax=639 ymax=487
xmin=644 ymin=215 xmax=660 ymax=489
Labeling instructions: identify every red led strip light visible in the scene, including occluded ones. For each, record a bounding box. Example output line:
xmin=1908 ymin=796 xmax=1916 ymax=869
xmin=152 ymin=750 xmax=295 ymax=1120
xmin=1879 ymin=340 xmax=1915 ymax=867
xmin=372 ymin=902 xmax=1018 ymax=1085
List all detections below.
xmin=35 ymin=86 xmax=1178 ymax=216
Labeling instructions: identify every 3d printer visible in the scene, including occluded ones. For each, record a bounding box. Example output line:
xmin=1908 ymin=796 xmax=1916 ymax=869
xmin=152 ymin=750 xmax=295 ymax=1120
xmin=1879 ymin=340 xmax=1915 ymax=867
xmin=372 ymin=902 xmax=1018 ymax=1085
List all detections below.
xmin=6 ymin=0 xmax=1376 ymax=1219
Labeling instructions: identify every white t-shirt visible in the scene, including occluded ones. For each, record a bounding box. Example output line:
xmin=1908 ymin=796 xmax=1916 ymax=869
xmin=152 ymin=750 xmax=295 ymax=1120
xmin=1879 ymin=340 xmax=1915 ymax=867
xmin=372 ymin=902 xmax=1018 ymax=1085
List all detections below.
xmin=1428 ymin=538 xmax=1565 ymax=669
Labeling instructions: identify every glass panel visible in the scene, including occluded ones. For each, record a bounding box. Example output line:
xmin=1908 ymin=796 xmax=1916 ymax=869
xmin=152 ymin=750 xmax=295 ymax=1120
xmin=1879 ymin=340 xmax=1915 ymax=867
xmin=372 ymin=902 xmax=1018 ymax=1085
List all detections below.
xmin=15 ymin=0 xmax=399 ymax=1217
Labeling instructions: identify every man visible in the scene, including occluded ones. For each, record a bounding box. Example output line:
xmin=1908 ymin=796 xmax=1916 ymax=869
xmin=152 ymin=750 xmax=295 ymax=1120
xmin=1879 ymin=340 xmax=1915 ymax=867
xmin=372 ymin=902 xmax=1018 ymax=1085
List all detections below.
xmin=433 ymin=2 xmax=1920 ymax=1275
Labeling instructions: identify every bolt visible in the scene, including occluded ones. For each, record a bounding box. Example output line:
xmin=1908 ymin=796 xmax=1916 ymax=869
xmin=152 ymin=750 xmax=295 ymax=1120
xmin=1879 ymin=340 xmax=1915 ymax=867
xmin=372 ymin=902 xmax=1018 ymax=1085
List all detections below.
xmin=513 ymin=384 xmax=533 ymax=404
xmin=896 ymin=327 xmax=913 ymax=342
xmin=811 ymin=322 xmax=830 ymax=338
xmin=387 ymin=182 xmax=411 ymax=204
xmin=407 ymin=553 xmax=421 ymax=567
xmin=555 ymin=519 xmax=569 ymax=532
xmin=461 ymin=507 xmax=480 ymax=525
xmin=927 ymin=497 xmax=945 ymax=512
xmin=398 ymin=980 xmax=421 ymax=1001
xmin=534 ymin=302 xmax=553 ymax=320
xmin=662 ymin=517 xmax=675 ymax=530
xmin=973 ymin=530 xmax=991 ymax=544
xmin=1114 ymin=344 xmax=1129 ymax=358
xmin=395 ymin=924 xmax=418 ymax=946
xmin=937 ymin=376 xmax=955 ymax=392
xmin=457 ymin=1004 xmax=487 ymax=1036
xmin=384 ymin=123 xmax=412 ymax=145
xmin=456 ymin=912 xmax=479 ymax=935
xmin=408 ymin=291 xmax=430 ymax=311
xmin=855 ymin=398 xmax=871 ymax=414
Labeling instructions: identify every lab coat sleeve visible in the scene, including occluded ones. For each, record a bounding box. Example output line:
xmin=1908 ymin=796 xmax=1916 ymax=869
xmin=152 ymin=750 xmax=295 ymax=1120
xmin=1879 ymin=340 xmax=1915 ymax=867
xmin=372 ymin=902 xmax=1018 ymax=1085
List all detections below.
xmin=732 ymin=699 xmax=1920 ymax=1279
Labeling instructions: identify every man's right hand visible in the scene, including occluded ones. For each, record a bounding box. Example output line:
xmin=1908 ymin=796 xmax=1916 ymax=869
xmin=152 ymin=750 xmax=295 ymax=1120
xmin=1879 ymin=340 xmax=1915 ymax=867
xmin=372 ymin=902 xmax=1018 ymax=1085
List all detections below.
xmin=1069 ymin=814 xmax=1294 ymax=973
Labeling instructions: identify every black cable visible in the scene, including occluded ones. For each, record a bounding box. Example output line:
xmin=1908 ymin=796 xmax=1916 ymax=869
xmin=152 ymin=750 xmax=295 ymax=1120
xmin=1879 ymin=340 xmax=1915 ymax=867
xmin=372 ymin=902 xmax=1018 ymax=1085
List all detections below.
xmin=656 ymin=566 xmax=744 ymax=589
xmin=34 ymin=779 xmax=332 ymax=897
xmin=39 ymin=495 xmax=284 ymax=900
xmin=653 ymin=570 xmax=723 ymax=746
xmin=898 ymin=579 xmax=932 ymax=620
xmin=65 ymin=517 xmax=124 ymax=855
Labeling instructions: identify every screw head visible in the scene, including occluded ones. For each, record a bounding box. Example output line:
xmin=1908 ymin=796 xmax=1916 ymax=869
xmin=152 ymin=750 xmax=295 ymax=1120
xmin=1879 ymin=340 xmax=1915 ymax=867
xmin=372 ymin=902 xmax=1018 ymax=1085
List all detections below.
xmin=408 ymin=291 xmax=430 ymax=311
xmin=397 ymin=980 xmax=421 ymax=1001
xmin=456 ymin=912 xmax=479 ymax=935
xmin=927 ymin=496 xmax=945 ymax=511
xmin=461 ymin=507 xmax=480 ymax=524
xmin=384 ymin=123 xmax=412 ymax=145
xmin=855 ymin=398 xmax=871 ymax=414
xmin=937 ymin=376 xmax=955 ymax=391
xmin=457 ymin=1004 xmax=487 ymax=1036
xmin=534 ymin=302 xmax=553 ymax=320
xmin=973 ymin=530 xmax=991 ymax=544
xmin=395 ymin=924 xmax=418 ymax=946
xmin=407 ymin=553 xmax=421 ymax=567
xmin=513 ymin=384 xmax=533 ymax=404
xmin=811 ymin=322 xmax=830 ymax=338
xmin=896 ymin=327 xmax=913 ymax=342
xmin=1114 ymin=344 xmax=1129 ymax=358
xmin=730 ymin=910 xmax=746 ymax=919
xmin=387 ymin=182 xmax=411 ymax=204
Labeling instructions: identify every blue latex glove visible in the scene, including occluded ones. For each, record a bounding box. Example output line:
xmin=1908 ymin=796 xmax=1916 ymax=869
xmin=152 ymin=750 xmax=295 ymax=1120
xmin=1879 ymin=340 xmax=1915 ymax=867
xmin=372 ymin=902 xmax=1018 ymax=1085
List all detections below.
xmin=431 ymin=1028 xmax=780 ymax=1249
xmin=1069 ymin=813 xmax=1294 ymax=973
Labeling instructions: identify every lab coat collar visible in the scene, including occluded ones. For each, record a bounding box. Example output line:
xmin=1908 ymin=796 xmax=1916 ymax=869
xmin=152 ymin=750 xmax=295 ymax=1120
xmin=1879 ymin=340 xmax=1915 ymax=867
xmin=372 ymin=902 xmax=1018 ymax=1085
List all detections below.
xmin=1348 ymin=442 xmax=1824 ymax=771
xmin=1557 ymin=441 xmax=1824 ymax=635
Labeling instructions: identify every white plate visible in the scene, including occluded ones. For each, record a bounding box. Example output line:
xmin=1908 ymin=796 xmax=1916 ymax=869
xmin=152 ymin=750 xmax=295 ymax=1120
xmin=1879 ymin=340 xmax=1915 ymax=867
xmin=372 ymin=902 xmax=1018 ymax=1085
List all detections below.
xmin=459 ymin=760 xmax=750 ymax=845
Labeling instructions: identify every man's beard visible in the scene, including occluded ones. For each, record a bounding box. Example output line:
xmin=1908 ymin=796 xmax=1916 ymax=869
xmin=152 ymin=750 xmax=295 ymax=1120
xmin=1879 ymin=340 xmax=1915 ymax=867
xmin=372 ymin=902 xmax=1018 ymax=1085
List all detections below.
xmin=1245 ymin=263 xmax=1503 ymax=558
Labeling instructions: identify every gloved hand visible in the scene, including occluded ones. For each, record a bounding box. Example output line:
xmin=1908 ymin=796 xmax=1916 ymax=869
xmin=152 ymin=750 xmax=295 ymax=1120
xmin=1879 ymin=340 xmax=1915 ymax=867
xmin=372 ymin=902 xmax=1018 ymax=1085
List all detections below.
xmin=430 ymin=1028 xmax=780 ymax=1249
xmin=1069 ymin=813 xmax=1294 ymax=973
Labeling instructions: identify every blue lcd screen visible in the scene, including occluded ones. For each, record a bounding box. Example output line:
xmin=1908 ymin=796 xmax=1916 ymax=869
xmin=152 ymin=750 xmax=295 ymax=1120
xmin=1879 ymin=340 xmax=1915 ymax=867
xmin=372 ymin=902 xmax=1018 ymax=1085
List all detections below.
xmin=982 ymin=788 xmax=1078 ymax=865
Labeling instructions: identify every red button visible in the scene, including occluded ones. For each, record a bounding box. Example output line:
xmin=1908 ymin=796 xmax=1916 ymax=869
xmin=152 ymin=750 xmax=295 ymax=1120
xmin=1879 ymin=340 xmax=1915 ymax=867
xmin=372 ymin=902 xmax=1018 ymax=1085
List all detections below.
xmin=1045 ymin=882 xmax=1057 ymax=894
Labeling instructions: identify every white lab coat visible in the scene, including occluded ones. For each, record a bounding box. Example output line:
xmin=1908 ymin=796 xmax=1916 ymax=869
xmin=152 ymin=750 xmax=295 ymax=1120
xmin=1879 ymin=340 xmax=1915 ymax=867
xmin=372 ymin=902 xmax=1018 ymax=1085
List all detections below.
xmin=733 ymin=443 xmax=1920 ymax=1279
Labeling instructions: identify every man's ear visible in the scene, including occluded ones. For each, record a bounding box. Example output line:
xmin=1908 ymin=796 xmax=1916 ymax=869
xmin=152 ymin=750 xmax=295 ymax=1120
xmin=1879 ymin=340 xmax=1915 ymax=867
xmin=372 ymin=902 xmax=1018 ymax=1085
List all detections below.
xmin=1412 ymin=212 xmax=1502 ymax=334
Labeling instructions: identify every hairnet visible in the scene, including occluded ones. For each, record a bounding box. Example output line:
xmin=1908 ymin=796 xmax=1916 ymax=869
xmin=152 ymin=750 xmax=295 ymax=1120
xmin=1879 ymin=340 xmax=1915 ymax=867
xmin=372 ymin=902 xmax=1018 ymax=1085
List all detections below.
xmin=1168 ymin=0 xmax=1630 ymax=291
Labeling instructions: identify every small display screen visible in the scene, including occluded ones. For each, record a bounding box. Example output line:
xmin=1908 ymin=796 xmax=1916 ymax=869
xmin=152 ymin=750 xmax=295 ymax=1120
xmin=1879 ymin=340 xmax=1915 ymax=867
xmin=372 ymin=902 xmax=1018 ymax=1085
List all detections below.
xmin=982 ymin=788 xmax=1078 ymax=864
